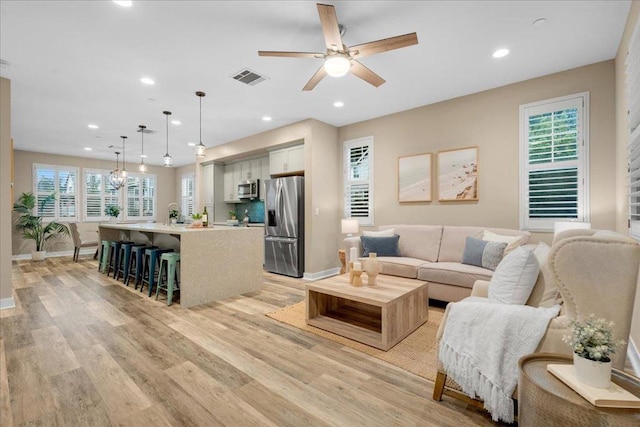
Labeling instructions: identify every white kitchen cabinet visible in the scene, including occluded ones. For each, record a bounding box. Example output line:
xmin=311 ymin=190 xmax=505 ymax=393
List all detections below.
xmin=202 ymin=164 xmax=214 ymax=205
xmin=240 ymin=159 xmax=261 ymax=180
xmin=269 ymin=144 xmax=304 ymax=176
xmin=223 ymin=163 xmax=241 ymax=203
xmin=260 ymin=156 xmax=270 ymax=200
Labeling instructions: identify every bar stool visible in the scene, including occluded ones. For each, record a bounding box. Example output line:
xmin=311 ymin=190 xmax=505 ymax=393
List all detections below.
xmin=126 ymin=245 xmax=156 ymax=289
xmin=106 ymin=241 xmax=133 ymax=278
xmin=99 ymin=240 xmax=110 ymax=273
xmin=140 ymin=247 xmax=173 ymax=296
xmin=156 ymin=252 xmax=181 ymax=306
xmin=115 ymin=242 xmax=145 ymax=282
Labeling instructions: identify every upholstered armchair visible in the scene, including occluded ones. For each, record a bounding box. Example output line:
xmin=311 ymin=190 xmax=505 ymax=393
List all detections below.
xmin=433 ymin=229 xmax=640 ymax=403
xmin=69 ymin=222 xmax=98 ymax=262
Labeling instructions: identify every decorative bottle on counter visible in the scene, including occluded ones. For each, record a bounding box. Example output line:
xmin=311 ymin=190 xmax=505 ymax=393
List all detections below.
xmin=202 ymin=206 xmax=208 ymax=227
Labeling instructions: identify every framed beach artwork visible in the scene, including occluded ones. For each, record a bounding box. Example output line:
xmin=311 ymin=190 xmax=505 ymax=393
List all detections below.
xmin=437 ymin=147 xmax=478 ymax=201
xmin=398 ymin=153 xmax=432 ymax=202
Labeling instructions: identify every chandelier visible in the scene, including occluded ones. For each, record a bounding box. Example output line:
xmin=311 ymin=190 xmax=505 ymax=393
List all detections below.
xmin=109 ymin=136 xmax=128 ymax=190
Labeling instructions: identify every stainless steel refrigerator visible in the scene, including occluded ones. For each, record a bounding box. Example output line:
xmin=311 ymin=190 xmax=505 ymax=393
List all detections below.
xmin=264 ymin=177 xmax=304 ymax=277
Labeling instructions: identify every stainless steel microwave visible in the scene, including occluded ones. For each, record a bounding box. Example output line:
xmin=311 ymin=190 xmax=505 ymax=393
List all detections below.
xmin=238 ymin=179 xmax=259 ymax=200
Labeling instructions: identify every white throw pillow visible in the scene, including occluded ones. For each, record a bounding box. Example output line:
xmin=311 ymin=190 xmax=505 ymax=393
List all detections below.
xmin=488 ymin=246 xmax=540 ymax=305
xmin=362 ymin=228 xmax=395 ymax=237
xmin=483 ymin=230 xmax=527 ymax=254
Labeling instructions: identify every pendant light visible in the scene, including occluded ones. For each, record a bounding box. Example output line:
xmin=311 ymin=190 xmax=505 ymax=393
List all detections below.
xmin=108 ymin=151 xmax=125 ymax=190
xmin=195 ymin=91 xmax=206 ymax=158
xmin=163 ymin=110 xmax=173 ymax=167
xmin=120 ymin=136 xmax=127 ymax=178
xmin=138 ymin=125 xmax=147 ymax=173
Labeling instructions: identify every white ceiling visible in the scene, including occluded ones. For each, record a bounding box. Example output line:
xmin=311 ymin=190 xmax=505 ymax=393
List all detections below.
xmin=0 ymin=0 xmax=631 ymax=167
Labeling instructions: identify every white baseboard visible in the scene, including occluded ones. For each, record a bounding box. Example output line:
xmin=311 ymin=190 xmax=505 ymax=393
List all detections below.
xmin=303 ymin=268 xmax=341 ymax=281
xmin=628 ymin=337 xmax=640 ymax=377
xmin=11 ymin=247 xmax=97 ymax=261
xmin=0 ymin=297 xmax=16 ymax=310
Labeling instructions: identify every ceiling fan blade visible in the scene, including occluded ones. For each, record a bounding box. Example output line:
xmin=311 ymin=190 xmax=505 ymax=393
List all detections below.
xmin=317 ymin=4 xmax=343 ymax=51
xmin=349 ymin=32 xmax=418 ymax=59
xmin=258 ymin=51 xmax=323 ymax=59
xmin=350 ymin=60 xmax=385 ymax=87
xmin=303 ymin=65 xmax=328 ymax=91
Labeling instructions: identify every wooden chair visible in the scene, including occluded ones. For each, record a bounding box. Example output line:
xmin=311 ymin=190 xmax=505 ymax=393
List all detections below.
xmin=69 ymin=222 xmax=98 ymax=262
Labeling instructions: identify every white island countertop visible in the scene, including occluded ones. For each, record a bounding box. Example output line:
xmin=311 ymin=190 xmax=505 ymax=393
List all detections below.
xmin=99 ymin=222 xmax=262 ymax=234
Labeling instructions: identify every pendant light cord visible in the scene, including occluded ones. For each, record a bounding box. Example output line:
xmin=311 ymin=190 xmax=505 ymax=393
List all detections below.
xmin=199 ymin=95 xmax=202 ymax=145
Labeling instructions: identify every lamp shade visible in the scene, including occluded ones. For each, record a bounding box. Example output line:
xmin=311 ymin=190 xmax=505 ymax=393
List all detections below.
xmin=341 ymin=218 xmax=359 ymax=235
xmin=324 ymin=54 xmax=351 ymax=78
xmin=553 ymin=221 xmax=591 ymax=236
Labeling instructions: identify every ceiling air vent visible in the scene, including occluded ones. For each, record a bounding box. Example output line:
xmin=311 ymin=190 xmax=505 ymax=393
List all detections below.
xmin=231 ymin=68 xmax=268 ymax=86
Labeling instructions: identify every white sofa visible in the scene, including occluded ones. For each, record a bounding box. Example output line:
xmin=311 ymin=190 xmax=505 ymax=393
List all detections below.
xmin=344 ymin=225 xmax=531 ymax=302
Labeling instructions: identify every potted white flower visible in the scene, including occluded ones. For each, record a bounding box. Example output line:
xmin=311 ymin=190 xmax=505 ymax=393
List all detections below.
xmin=563 ymin=314 xmax=625 ymax=388
xmin=105 ymin=205 xmax=121 ymax=223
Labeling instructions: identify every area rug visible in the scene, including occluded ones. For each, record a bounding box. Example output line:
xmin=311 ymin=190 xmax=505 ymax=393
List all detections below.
xmin=266 ymin=301 xmax=444 ymax=382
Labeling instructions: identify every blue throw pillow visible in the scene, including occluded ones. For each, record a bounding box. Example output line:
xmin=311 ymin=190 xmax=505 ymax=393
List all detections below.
xmin=361 ymin=235 xmax=401 ymax=257
xmin=461 ymin=236 xmax=507 ymax=271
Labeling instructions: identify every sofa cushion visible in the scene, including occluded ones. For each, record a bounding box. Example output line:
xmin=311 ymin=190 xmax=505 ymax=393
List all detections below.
xmin=483 ymin=230 xmax=528 ymax=255
xmin=361 ymin=235 xmax=401 ymax=257
xmin=526 ymin=242 xmax=560 ymax=308
xmin=380 ymin=224 xmax=442 ymax=262
xmin=461 ymin=237 xmax=507 ymax=271
xmin=373 ymin=257 xmax=427 ymax=278
xmin=417 ymin=262 xmax=494 ymax=289
xmin=488 ymin=246 xmax=540 ymax=304
xmin=362 ymin=228 xmax=395 ymax=237
xmin=438 ymin=226 xmax=530 ymax=263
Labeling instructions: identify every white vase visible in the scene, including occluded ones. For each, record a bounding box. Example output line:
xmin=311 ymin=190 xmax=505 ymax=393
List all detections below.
xmin=364 ymin=252 xmax=382 ymax=285
xmin=573 ymin=353 xmax=612 ymax=389
xmin=109 ymin=216 xmax=117 ymax=224
xmin=31 ymin=250 xmax=46 ymax=261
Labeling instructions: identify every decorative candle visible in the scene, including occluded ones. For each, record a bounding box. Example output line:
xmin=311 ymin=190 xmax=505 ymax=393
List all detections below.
xmin=353 ymin=261 xmax=362 ymax=271
xmin=350 ymin=247 xmax=357 ymax=264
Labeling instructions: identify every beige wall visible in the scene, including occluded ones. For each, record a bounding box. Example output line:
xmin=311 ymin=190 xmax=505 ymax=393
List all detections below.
xmin=12 ymin=150 xmax=177 ymax=255
xmin=338 ymin=61 xmax=617 ymax=245
xmin=1 ymin=78 xmax=12 ymax=306
xmin=616 ymin=0 xmax=640 ymax=364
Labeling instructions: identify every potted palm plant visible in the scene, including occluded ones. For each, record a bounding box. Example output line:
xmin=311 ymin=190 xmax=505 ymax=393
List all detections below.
xmin=13 ymin=192 xmax=70 ymax=261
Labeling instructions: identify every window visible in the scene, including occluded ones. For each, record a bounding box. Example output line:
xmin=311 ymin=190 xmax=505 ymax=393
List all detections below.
xmin=33 ymin=164 xmax=78 ymax=221
xmin=83 ymin=169 xmax=120 ymax=221
xmin=181 ymin=174 xmax=195 ymax=218
xmin=344 ymin=136 xmax=374 ymax=226
xmin=125 ymin=173 xmax=157 ymax=221
xmin=519 ymin=92 xmax=589 ymax=231
xmin=627 ymin=22 xmax=640 ymax=239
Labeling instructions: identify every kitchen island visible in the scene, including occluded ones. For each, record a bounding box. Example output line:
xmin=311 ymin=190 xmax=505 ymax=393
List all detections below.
xmin=98 ymin=223 xmax=264 ymax=308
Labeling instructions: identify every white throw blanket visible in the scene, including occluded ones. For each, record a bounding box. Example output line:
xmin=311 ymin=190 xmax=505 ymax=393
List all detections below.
xmin=439 ymin=297 xmax=560 ymax=422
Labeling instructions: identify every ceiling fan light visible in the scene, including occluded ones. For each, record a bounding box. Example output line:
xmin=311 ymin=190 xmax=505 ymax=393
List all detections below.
xmin=324 ymin=54 xmax=351 ymax=78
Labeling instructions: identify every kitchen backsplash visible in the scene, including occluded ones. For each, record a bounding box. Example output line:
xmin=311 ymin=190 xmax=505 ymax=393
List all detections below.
xmin=235 ymin=200 xmax=265 ymax=223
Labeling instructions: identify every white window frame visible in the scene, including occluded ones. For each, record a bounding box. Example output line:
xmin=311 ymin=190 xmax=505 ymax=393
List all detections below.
xmin=519 ymin=92 xmax=590 ymax=231
xmin=82 ymin=169 xmax=121 ymax=222
xmin=627 ymin=21 xmax=640 ymax=240
xmin=124 ymin=172 xmax=157 ymax=221
xmin=181 ymin=173 xmax=195 ymax=218
xmin=32 ymin=163 xmax=79 ymax=222
xmin=343 ymin=136 xmax=374 ymax=226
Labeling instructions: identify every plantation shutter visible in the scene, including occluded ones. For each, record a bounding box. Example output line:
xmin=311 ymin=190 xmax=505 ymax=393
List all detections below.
xmin=35 ymin=166 xmax=56 ymax=218
xmin=123 ymin=173 xmax=156 ymax=221
xmin=141 ymin=175 xmax=156 ymax=218
xmin=181 ymin=174 xmax=195 ymax=217
xmin=33 ymin=164 xmax=78 ymax=221
xmin=627 ymin=21 xmax=640 ymax=239
xmin=83 ymin=169 xmax=121 ymax=221
xmin=344 ymin=137 xmax=374 ymax=226
xmin=520 ymin=94 xmax=589 ymax=231
xmin=126 ymin=176 xmax=141 ymax=218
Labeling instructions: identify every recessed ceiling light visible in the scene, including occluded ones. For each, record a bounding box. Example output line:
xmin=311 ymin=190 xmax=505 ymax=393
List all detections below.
xmin=84 ymin=147 xmax=93 ymax=151
xmin=140 ymin=77 xmax=155 ymax=85
xmin=262 ymin=116 xmax=272 ymax=122
xmin=171 ymin=120 xmax=181 ymax=125
xmin=533 ymin=18 xmax=547 ymax=28
xmin=88 ymin=124 xmax=99 ymax=129
xmin=113 ymin=1 xmax=132 ymax=7
xmin=187 ymin=142 xmax=196 ymax=147
xmin=140 ymin=154 xmax=148 ymax=158
xmin=333 ymin=101 xmax=344 ymax=108
xmin=492 ymin=48 xmax=510 ymax=58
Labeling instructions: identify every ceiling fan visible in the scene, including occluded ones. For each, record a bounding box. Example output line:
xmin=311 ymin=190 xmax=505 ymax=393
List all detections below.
xmin=258 ymin=3 xmax=418 ymax=91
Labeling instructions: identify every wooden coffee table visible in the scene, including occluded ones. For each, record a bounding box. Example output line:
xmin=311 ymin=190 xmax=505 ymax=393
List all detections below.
xmin=305 ymin=274 xmax=429 ymax=350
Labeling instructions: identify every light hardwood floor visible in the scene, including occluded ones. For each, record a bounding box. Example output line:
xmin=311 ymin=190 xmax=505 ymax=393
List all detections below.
xmin=1 ymin=255 xmax=507 ymax=426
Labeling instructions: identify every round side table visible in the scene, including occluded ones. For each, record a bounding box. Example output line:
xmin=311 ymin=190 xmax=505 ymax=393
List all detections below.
xmin=518 ymin=353 xmax=640 ymax=427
